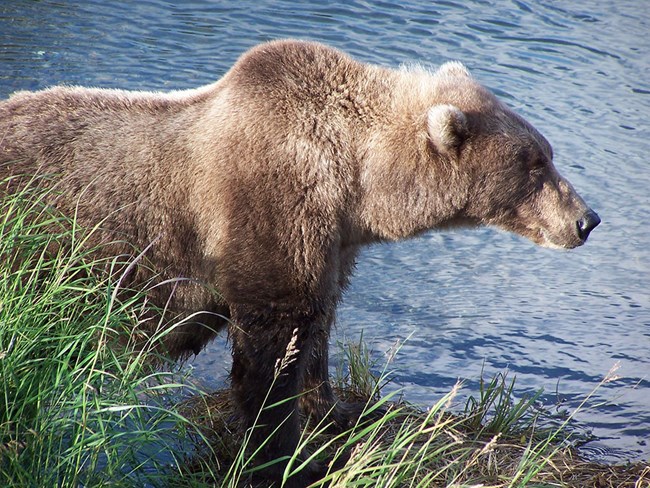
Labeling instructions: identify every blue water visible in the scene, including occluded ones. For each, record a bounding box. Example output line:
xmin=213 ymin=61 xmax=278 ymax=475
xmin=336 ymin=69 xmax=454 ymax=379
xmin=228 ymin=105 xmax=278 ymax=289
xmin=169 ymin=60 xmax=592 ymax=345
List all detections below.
xmin=1 ymin=0 xmax=648 ymax=463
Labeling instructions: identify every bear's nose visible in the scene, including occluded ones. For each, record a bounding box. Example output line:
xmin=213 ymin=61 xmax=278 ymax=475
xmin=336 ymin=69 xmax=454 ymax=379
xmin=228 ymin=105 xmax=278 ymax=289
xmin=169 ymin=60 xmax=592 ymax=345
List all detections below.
xmin=577 ymin=209 xmax=601 ymax=241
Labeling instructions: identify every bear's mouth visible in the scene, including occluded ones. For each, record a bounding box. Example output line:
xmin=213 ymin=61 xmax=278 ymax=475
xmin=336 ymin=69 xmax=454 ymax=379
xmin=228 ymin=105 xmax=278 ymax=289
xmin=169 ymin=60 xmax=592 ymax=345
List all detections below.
xmin=537 ymin=228 xmax=585 ymax=250
xmin=493 ymin=220 xmax=570 ymax=249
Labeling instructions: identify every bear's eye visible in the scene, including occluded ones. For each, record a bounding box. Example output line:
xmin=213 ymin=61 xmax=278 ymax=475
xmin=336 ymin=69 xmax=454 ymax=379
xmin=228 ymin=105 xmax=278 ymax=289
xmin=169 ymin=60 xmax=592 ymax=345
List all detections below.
xmin=530 ymin=158 xmax=546 ymax=176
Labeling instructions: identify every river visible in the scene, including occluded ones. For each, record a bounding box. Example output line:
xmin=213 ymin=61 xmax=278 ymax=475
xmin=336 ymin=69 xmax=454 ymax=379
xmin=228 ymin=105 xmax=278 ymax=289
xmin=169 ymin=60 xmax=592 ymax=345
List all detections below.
xmin=1 ymin=0 xmax=648 ymax=463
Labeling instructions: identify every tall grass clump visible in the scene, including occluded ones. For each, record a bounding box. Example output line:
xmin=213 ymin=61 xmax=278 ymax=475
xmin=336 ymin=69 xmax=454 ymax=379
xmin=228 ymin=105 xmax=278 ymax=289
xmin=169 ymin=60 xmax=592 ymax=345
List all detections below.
xmin=0 ymin=179 xmax=210 ymax=487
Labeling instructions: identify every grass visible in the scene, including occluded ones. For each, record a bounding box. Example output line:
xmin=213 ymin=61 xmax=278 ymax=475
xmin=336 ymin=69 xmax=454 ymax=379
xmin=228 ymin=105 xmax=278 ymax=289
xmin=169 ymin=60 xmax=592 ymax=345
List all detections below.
xmin=0 ymin=180 xmax=213 ymax=486
xmin=184 ymin=339 xmax=649 ymax=488
xmin=1 ymin=179 xmax=648 ymax=487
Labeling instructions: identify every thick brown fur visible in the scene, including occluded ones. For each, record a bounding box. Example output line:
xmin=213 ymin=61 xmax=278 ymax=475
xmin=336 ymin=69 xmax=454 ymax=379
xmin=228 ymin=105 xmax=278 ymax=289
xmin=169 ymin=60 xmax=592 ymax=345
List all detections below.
xmin=0 ymin=40 xmax=598 ymax=486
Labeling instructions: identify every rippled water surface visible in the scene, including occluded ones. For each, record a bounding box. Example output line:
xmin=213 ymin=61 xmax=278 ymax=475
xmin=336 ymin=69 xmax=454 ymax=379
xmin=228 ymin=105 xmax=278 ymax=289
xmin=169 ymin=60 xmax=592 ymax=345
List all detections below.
xmin=1 ymin=0 xmax=648 ymax=463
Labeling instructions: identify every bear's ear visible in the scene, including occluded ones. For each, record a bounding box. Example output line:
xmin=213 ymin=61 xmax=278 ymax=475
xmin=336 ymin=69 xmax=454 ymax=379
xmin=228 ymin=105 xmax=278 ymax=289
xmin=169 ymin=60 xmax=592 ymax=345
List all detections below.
xmin=427 ymin=104 xmax=468 ymax=156
xmin=435 ymin=61 xmax=471 ymax=79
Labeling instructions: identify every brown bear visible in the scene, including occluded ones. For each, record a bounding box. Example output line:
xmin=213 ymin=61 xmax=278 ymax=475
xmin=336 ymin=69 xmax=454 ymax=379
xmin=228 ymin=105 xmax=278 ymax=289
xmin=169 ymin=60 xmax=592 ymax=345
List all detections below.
xmin=0 ymin=39 xmax=599 ymax=485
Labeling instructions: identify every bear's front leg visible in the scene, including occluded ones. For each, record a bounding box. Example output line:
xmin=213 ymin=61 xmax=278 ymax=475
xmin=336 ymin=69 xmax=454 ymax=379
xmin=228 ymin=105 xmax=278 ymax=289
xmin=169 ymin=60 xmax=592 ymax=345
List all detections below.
xmin=229 ymin=302 xmax=325 ymax=487
xmin=300 ymin=312 xmax=370 ymax=432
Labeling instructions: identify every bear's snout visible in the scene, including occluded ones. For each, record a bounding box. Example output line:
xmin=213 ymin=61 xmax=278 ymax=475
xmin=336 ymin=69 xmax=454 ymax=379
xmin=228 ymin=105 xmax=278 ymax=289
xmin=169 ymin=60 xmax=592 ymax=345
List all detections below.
xmin=576 ymin=209 xmax=600 ymax=242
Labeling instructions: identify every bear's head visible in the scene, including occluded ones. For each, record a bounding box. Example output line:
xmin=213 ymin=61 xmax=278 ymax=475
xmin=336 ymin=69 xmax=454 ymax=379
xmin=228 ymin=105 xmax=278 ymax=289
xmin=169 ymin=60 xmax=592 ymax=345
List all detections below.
xmin=422 ymin=61 xmax=600 ymax=249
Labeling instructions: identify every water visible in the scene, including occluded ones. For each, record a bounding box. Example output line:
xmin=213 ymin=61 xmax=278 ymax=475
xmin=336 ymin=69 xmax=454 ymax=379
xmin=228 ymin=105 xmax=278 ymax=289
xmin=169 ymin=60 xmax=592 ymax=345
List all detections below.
xmin=1 ymin=0 xmax=648 ymax=464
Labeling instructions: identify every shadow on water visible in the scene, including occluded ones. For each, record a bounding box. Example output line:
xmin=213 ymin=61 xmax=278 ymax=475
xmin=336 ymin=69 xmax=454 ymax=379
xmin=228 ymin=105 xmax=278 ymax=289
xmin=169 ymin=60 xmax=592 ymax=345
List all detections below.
xmin=1 ymin=0 xmax=648 ymax=464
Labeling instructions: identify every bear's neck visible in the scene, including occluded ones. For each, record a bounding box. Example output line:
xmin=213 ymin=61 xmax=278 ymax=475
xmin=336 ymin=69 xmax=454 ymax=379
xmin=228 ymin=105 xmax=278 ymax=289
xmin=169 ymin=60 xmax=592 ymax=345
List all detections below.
xmin=353 ymin=71 xmax=473 ymax=242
